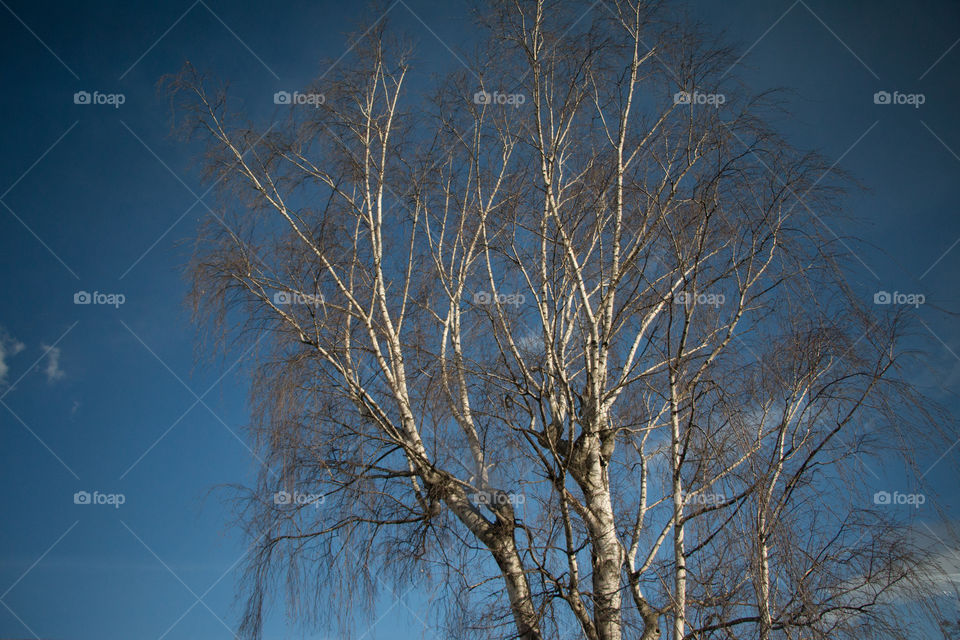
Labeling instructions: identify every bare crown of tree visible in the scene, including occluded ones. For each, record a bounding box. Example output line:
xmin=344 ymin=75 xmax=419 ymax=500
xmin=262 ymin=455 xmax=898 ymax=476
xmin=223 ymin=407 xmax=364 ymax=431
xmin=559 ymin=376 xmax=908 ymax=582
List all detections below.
xmin=167 ymin=1 xmax=945 ymax=638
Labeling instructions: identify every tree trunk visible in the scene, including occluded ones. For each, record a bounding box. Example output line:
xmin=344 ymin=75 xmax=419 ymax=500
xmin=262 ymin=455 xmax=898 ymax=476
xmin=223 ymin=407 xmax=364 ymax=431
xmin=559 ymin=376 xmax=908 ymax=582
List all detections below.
xmin=493 ymin=537 xmax=543 ymax=640
xmin=582 ymin=442 xmax=624 ymax=640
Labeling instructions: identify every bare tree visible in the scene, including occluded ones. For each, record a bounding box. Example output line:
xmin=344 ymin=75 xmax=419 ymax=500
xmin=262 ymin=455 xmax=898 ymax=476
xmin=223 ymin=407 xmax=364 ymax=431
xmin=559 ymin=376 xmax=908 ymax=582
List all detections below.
xmin=167 ymin=1 xmax=947 ymax=638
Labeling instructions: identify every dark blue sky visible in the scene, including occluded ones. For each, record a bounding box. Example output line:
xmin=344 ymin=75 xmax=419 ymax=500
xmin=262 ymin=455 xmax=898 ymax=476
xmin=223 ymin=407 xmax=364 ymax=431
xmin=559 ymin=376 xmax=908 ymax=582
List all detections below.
xmin=1 ymin=1 xmax=958 ymax=639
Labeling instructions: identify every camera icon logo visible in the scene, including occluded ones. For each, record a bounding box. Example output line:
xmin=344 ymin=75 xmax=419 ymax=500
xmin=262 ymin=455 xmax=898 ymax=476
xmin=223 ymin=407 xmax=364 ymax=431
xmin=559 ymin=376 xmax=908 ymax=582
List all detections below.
xmin=473 ymin=90 xmax=492 ymax=105
xmin=473 ymin=291 xmax=492 ymax=304
xmin=873 ymin=91 xmax=891 ymax=105
xmin=674 ymin=91 xmax=692 ymax=105
xmin=274 ymin=91 xmax=292 ymax=105
xmin=73 ymin=91 xmax=91 ymax=105
xmin=675 ymin=291 xmax=691 ymax=304
xmin=74 ymin=290 xmax=92 ymax=304
xmin=74 ymin=490 xmax=91 ymax=504
xmin=873 ymin=491 xmax=891 ymax=505
xmin=873 ymin=291 xmax=892 ymax=305
xmin=273 ymin=292 xmax=292 ymax=305
xmin=273 ymin=491 xmax=292 ymax=505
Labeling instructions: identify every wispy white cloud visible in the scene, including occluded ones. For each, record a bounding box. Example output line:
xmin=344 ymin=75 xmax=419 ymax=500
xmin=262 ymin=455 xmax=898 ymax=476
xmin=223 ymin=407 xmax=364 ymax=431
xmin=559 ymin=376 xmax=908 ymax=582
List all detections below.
xmin=0 ymin=327 xmax=26 ymax=384
xmin=40 ymin=343 xmax=65 ymax=382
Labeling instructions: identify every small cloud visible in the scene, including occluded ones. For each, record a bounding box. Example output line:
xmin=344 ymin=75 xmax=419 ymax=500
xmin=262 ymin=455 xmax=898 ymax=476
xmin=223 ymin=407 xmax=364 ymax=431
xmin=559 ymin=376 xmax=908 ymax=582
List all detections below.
xmin=516 ymin=331 xmax=544 ymax=354
xmin=0 ymin=327 xmax=26 ymax=384
xmin=40 ymin=344 xmax=65 ymax=383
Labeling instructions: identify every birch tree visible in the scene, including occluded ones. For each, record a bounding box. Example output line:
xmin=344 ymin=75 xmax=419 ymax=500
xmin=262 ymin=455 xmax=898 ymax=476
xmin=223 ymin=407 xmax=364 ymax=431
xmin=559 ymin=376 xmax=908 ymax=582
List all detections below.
xmin=170 ymin=1 xmax=945 ymax=638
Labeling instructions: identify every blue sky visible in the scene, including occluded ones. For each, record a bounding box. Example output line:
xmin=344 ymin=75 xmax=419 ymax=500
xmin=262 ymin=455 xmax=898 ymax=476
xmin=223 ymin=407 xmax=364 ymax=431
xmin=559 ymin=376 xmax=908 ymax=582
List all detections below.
xmin=0 ymin=1 xmax=959 ymax=639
